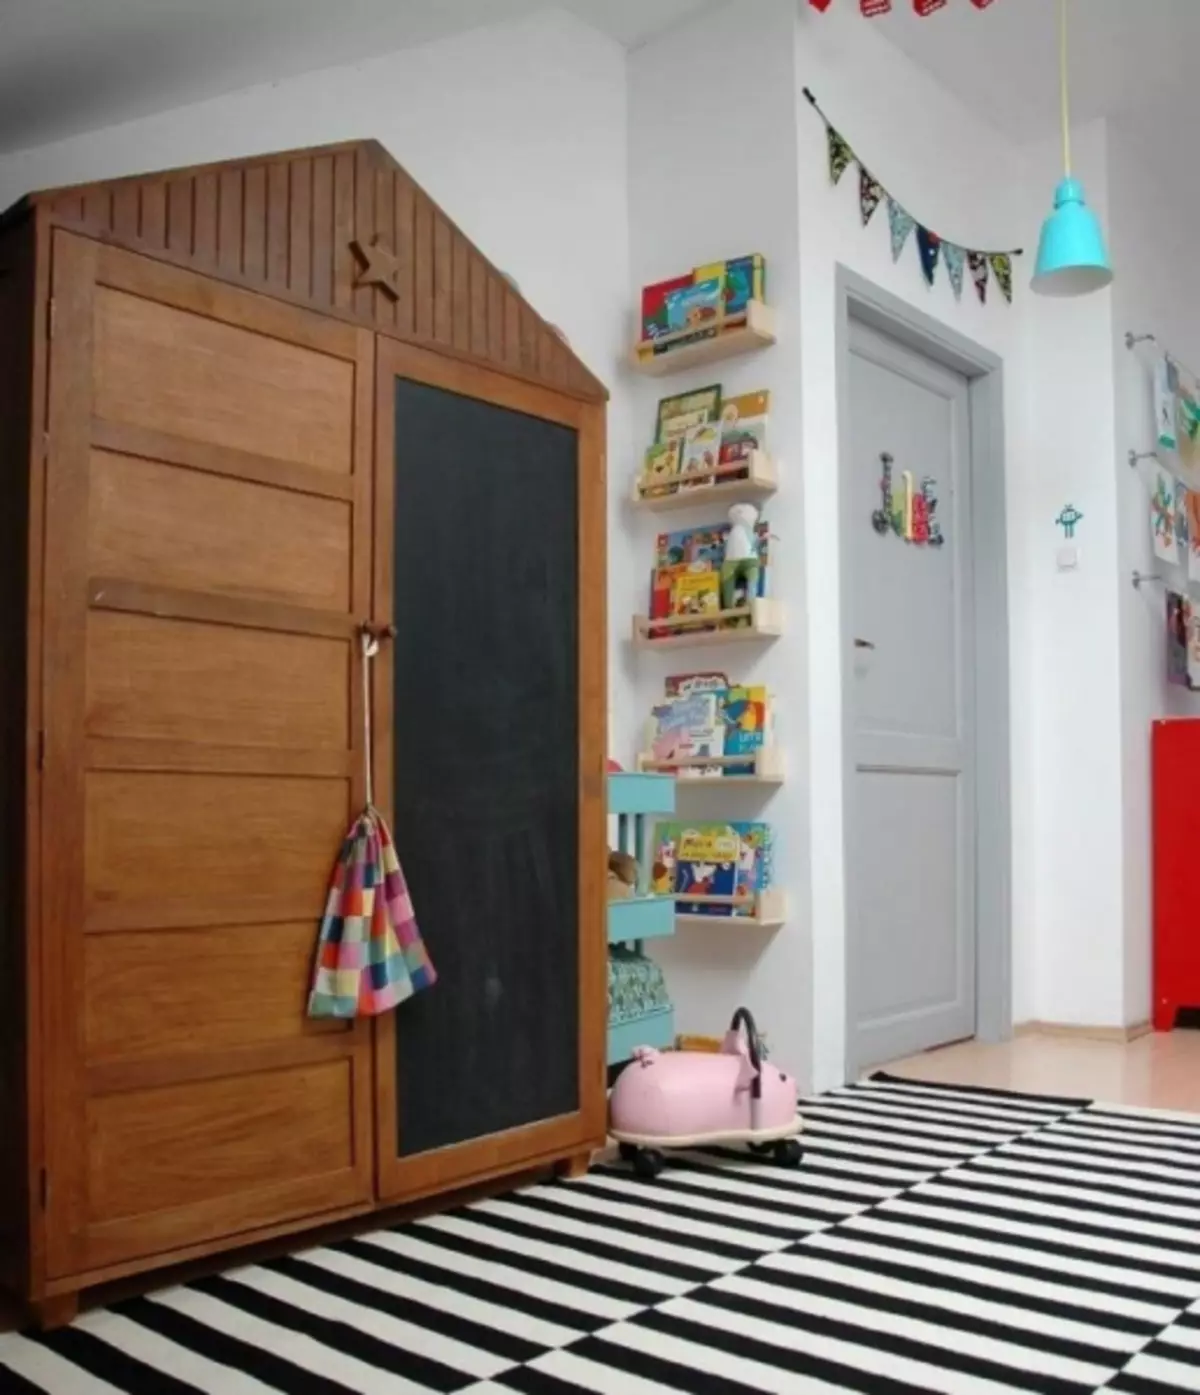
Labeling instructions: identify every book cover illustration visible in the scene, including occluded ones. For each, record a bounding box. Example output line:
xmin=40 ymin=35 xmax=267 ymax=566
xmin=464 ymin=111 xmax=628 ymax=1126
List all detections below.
xmin=648 ymin=563 xmax=688 ymax=638
xmin=719 ymin=415 xmax=769 ymax=471
xmin=674 ymin=824 xmax=740 ymax=916
xmin=679 ymin=423 xmax=723 ymax=491
xmin=640 ymin=440 xmax=681 ymax=499
xmin=652 ymin=822 xmax=680 ymax=895
xmin=721 ymin=685 xmax=769 ymax=776
xmin=720 ymin=390 xmax=771 ymax=425
xmin=655 ymin=524 xmax=728 ymax=570
xmin=693 ymin=255 xmax=766 ymax=319
xmin=656 ymin=384 xmax=722 ymax=444
xmin=729 ymin=822 xmax=774 ymax=913
xmin=671 ymin=569 xmax=721 ymax=622
xmin=649 ymin=693 xmax=725 ymax=774
xmin=665 ymin=671 xmax=730 ymax=699
xmin=664 ymin=278 xmax=724 ymax=335
xmin=641 ymin=274 xmax=693 ymax=342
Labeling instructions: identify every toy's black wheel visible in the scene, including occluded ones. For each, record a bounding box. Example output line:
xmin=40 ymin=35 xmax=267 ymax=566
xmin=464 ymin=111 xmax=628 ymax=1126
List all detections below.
xmin=618 ymin=1142 xmax=639 ymax=1163
xmin=747 ymin=1141 xmax=774 ymax=1156
xmin=774 ymin=1138 xmax=803 ymax=1168
xmin=633 ymin=1148 xmax=665 ymax=1180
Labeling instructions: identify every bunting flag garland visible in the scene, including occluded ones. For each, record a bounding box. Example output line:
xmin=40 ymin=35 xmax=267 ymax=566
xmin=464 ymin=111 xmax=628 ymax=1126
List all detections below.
xmin=888 ymin=198 xmax=915 ymax=263
xmin=943 ymin=243 xmax=966 ymax=301
xmin=989 ymin=253 xmax=1014 ymax=304
xmin=827 ymin=126 xmax=854 ymax=186
xmin=805 ymin=89 xmax=1021 ymax=307
xmin=807 ymin=0 xmax=999 ymax=11
xmin=914 ymin=0 xmax=947 ymax=13
xmin=859 ymin=167 xmax=884 ymax=226
xmin=860 ymin=0 xmax=891 ymax=14
xmin=968 ymin=251 xmax=990 ymax=304
xmin=916 ymin=226 xmax=941 ymax=286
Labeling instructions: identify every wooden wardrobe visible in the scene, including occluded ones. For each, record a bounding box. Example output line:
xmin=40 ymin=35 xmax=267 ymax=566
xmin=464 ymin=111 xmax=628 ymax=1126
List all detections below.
xmin=0 ymin=140 xmax=607 ymax=1325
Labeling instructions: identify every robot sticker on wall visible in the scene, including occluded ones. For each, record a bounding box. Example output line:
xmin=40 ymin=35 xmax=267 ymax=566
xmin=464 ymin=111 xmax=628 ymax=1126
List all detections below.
xmin=871 ymin=452 xmax=944 ymax=547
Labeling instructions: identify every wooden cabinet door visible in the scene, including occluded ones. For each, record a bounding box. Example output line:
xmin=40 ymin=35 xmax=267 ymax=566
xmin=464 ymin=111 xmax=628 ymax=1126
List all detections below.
xmin=41 ymin=231 xmax=375 ymax=1279
xmin=373 ymin=339 xmax=606 ymax=1203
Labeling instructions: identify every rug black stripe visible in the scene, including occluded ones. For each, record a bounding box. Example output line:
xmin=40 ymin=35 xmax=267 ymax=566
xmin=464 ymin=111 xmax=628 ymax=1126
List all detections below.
xmin=499 ymin=1190 xmax=756 ymax=1262
xmin=769 ymin=1241 xmax=1160 ymax=1337
xmin=691 ymin=1143 xmax=921 ymax=1189
xmin=27 ymin=1327 xmax=200 ymax=1395
xmin=553 ymin=1177 xmax=803 ymax=1242
xmin=503 ymin=1342 xmax=766 ymax=1395
xmin=1106 ymin=1371 xmax=1200 ymax=1395
xmin=900 ymin=1186 xmax=1200 ymax=1257
xmin=801 ymin=1108 xmax=992 ymax=1153
xmin=819 ymin=1094 xmax=1029 ymax=1136
xmin=114 ymin=1295 xmax=353 ymax=1395
xmin=334 ymin=1234 xmax=611 ymax=1332
xmin=947 ymin=1166 xmax=1200 ymax=1226
xmin=965 ymin=1155 xmax=1200 ymax=1204
xmin=868 ymin=1072 xmax=1088 ymax=1109
xmin=403 ymin=1212 xmax=692 ymax=1296
xmin=190 ymin=1274 xmax=467 ymax=1391
xmin=1049 ymin=1125 xmax=1200 ymax=1159
xmin=847 ymin=1210 xmax=1197 ymax=1290
xmin=735 ymin=1263 xmax=1132 ymax=1366
xmin=1010 ymin=1136 xmax=1200 ymax=1183
xmin=0 ymin=1360 xmax=46 ymax=1395
xmin=1084 ymin=1108 xmax=1200 ymax=1140
xmin=266 ymin=1252 xmax=544 ymax=1364
xmin=835 ymin=1082 xmax=1067 ymax=1123
xmin=595 ymin=1161 xmax=866 ymax=1223
xmin=683 ymin=1288 xmax=1100 ymax=1395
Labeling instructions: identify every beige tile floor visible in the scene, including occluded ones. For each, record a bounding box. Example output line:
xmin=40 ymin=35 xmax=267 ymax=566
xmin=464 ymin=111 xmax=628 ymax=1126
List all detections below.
xmin=880 ymin=1029 xmax=1200 ymax=1113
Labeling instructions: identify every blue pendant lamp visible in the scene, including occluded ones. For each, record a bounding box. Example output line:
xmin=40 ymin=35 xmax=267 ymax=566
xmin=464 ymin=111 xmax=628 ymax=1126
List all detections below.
xmin=1031 ymin=0 xmax=1112 ymax=296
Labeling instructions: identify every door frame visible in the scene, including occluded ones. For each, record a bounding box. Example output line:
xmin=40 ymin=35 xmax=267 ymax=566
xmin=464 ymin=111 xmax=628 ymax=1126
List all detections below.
xmin=836 ymin=267 xmax=1011 ymax=1075
xmin=371 ymin=335 xmax=607 ymax=1205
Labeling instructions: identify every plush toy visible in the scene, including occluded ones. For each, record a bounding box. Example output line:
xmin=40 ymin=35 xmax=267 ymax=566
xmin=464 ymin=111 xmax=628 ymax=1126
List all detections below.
xmin=725 ymin=502 xmax=759 ymax=561
xmin=607 ymin=848 xmax=638 ymax=900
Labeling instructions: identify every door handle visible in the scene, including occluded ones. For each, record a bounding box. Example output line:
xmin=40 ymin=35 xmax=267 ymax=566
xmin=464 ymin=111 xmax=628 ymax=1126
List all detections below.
xmin=854 ymin=638 xmax=875 ymax=650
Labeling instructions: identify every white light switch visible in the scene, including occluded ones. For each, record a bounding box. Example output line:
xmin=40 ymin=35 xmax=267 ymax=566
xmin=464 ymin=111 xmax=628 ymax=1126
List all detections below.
xmin=1056 ymin=545 xmax=1080 ymax=571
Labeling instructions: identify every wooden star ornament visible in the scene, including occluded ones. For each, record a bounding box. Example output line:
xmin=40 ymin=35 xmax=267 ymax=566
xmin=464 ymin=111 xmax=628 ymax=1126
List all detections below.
xmin=350 ymin=236 xmax=400 ymax=300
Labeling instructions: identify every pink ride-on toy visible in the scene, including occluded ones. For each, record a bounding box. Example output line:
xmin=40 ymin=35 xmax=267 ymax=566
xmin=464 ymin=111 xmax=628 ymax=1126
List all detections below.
xmin=609 ymin=1007 xmax=802 ymax=1179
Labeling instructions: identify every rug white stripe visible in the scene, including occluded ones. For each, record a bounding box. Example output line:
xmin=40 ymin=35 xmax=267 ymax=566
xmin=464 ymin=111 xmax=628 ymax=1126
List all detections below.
xmin=530 ymin=1342 xmax=756 ymax=1395
xmin=224 ymin=1262 xmax=512 ymax=1380
xmin=467 ymin=1196 xmax=743 ymax=1272
xmin=1064 ymin=1121 xmax=1200 ymax=1151
xmin=854 ymin=1082 xmax=1069 ymax=1124
xmin=618 ymin=1300 xmax=1045 ymax=1395
xmin=520 ymin=1179 xmax=792 ymax=1250
xmin=797 ymin=1120 xmax=976 ymax=1166
xmin=949 ymin=1164 xmax=1200 ymax=1221
xmin=914 ymin=1178 xmax=1200 ymax=1244
xmin=0 ymin=1339 xmax=127 ymax=1395
xmin=291 ymin=1242 xmax=585 ymax=1345
xmin=411 ymin=1212 xmax=696 ymax=1295
xmin=74 ymin=1309 xmax=276 ymax=1395
xmin=1118 ymin=1351 xmax=1200 ymax=1390
xmin=858 ymin=1078 xmax=1075 ymax=1114
xmin=1086 ymin=1104 xmax=1200 ymax=1132
xmin=690 ymin=1277 xmax=1116 ymax=1385
xmin=1160 ymin=1323 xmax=1200 ymax=1353
xmin=998 ymin=1142 xmax=1200 ymax=1186
xmin=802 ymin=1105 xmax=1003 ymax=1148
xmin=694 ymin=1144 xmax=921 ymax=1190
xmin=750 ymin=1250 xmax=1147 ymax=1353
xmin=842 ymin=1214 xmax=1199 ymax=1298
xmin=581 ymin=1168 xmax=841 ymax=1228
xmin=355 ymin=1228 xmax=640 ymax=1320
xmin=972 ymin=1152 xmax=1200 ymax=1203
xmin=148 ymin=1286 xmax=429 ymax=1395
xmin=1046 ymin=1123 xmax=1200 ymax=1162
xmin=824 ymin=1091 xmax=1037 ymax=1134
xmin=802 ymin=1229 xmax=1178 ymax=1325
xmin=776 ymin=1147 xmax=933 ymax=1186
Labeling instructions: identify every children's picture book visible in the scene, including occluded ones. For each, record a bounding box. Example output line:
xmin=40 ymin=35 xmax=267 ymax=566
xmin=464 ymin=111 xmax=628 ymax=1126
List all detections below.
xmin=639 ymin=441 xmax=681 ymax=498
xmin=665 ymin=671 xmax=730 ymax=699
xmin=664 ymin=278 xmax=724 ymax=335
xmin=653 ymin=820 xmax=774 ymax=916
xmin=679 ymin=423 xmax=723 ymax=491
xmin=641 ymin=273 xmax=693 ymax=341
xmin=655 ymin=524 xmax=728 ymax=569
xmin=671 ymin=569 xmax=721 ymax=619
xmin=656 ymin=385 xmax=722 ymax=444
xmin=720 ymin=390 xmax=771 ymax=426
xmin=721 ymin=685 xmax=769 ymax=776
xmin=693 ymin=255 xmax=767 ymax=319
xmin=648 ymin=693 xmax=725 ymax=773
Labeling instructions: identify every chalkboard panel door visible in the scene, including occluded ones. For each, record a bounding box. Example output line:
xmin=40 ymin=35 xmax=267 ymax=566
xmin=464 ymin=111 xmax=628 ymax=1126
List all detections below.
xmin=373 ymin=340 xmax=606 ymax=1202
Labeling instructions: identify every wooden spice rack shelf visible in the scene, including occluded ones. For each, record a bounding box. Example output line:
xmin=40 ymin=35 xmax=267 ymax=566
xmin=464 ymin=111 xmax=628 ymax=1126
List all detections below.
xmin=673 ymin=888 xmax=786 ymax=930
xmin=632 ymin=597 xmax=782 ymax=651
xmin=632 ymin=450 xmax=778 ymax=513
xmin=631 ymin=300 xmax=777 ymax=377
xmin=636 ymin=747 xmax=784 ymax=786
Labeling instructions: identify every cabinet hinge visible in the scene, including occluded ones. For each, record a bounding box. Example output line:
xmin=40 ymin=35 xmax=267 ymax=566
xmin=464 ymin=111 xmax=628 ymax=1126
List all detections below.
xmin=38 ymin=1168 xmax=47 ymax=1209
xmin=47 ymin=298 xmax=56 ymax=341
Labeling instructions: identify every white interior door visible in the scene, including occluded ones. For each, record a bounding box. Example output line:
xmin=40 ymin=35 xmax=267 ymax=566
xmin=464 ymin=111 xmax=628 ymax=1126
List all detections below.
xmin=846 ymin=317 xmax=976 ymax=1074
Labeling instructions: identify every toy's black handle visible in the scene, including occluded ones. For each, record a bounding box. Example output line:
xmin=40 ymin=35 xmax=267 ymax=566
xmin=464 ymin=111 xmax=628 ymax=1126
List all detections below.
xmin=729 ymin=1007 xmax=762 ymax=1098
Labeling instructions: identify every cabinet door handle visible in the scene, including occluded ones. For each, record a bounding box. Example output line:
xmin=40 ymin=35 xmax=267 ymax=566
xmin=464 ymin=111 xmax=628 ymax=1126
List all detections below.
xmin=854 ymin=638 xmax=875 ymax=651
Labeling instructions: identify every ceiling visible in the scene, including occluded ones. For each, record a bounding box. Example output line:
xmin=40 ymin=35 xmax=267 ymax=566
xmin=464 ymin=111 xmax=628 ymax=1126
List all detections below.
xmin=1 ymin=0 xmax=1195 ymax=157
xmin=0 ymin=0 xmax=715 ymax=154
xmin=871 ymin=0 xmax=1200 ymax=142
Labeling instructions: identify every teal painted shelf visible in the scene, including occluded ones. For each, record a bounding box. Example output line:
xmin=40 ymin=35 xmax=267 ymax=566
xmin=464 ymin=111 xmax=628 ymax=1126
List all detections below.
xmin=608 ymin=1006 xmax=675 ymax=1067
xmin=607 ymin=895 xmax=675 ymax=946
xmin=607 ymin=771 xmax=676 ymax=816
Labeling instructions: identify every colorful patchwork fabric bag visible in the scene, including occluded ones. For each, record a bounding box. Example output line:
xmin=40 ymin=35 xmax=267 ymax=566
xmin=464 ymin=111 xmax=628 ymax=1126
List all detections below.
xmin=308 ymin=631 xmax=436 ymax=1018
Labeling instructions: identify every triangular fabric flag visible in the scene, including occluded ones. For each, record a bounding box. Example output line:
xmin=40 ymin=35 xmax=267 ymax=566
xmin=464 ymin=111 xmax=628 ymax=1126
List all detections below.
xmin=861 ymin=0 xmax=891 ymax=13
xmin=916 ymin=226 xmax=941 ymax=286
xmin=943 ymin=243 xmax=965 ymax=300
xmin=970 ymin=0 xmax=996 ymax=7
xmin=989 ymin=253 xmax=1013 ymax=303
xmin=808 ymin=0 xmax=833 ymax=8
xmin=859 ymin=166 xmax=884 ymax=226
xmin=914 ymin=0 xmax=947 ymax=13
xmin=968 ymin=250 xmax=989 ymax=304
xmin=827 ymin=126 xmax=854 ymax=186
xmin=888 ymin=198 xmax=915 ymax=262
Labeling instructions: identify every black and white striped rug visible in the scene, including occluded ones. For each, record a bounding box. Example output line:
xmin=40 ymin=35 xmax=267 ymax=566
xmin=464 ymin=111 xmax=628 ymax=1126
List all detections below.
xmin=4 ymin=1073 xmax=1200 ymax=1394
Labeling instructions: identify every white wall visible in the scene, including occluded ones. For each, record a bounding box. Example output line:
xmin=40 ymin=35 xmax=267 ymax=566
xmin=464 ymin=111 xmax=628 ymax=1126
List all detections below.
xmin=1107 ymin=102 xmax=1200 ymax=1027
xmin=0 ymin=6 xmax=640 ymax=758
xmin=626 ymin=0 xmax=812 ymax=1083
